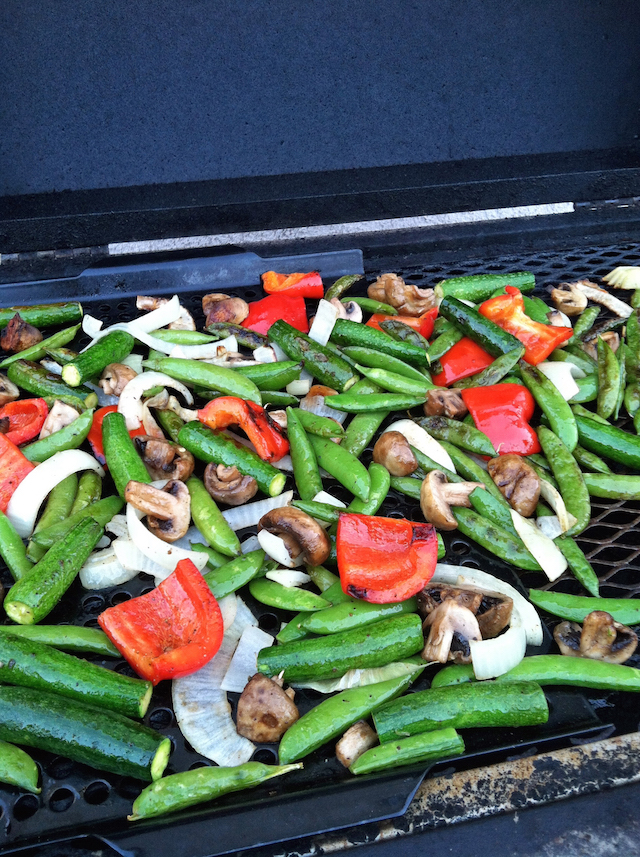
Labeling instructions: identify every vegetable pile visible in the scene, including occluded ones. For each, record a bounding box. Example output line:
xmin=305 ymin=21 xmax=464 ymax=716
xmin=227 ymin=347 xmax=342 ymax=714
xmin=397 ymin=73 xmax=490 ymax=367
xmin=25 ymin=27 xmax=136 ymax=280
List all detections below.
xmin=1 ymin=266 xmax=640 ymax=824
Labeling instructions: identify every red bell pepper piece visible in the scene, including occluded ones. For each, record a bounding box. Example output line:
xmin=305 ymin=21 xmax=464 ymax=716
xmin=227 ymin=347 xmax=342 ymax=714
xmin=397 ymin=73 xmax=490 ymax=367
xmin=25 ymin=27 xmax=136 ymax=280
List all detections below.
xmin=366 ymin=307 xmax=438 ymax=340
xmin=98 ymin=558 xmax=223 ymax=685
xmin=241 ymin=294 xmax=309 ymax=336
xmin=88 ymin=405 xmax=146 ymax=465
xmin=0 ymin=435 xmax=36 ymax=512
xmin=461 ymin=383 xmax=541 ymax=456
xmin=197 ymin=396 xmax=289 ymax=463
xmin=337 ymin=513 xmax=438 ymax=603
xmin=478 ymin=287 xmax=572 ymax=365
xmin=431 ymin=337 xmax=495 ymax=386
xmin=0 ymin=398 xmax=48 ymax=445
xmin=261 ymin=270 xmax=324 ymax=299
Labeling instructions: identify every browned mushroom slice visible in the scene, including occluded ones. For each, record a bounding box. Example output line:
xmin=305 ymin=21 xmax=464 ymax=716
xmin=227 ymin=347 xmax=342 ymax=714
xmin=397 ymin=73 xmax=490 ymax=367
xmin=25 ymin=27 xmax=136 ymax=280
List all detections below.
xmin=476 ymin=593 xmax=513 ymax=639
xmin=372 ymin=430 xmax=418 ymax=476
xmin=134 ymin=436 xmax=195 ymax=481
xmin=550 ymin=282 xmax=588 ymax=316
xmin=136 ymin=296 xmax=195 ymax=330
xmin=124 ymin=480 xmax=191 ymax=543
xmin=329 ymin=298 xmax=363 ymax=323
xmin=424 ymin=389 xmax=468 ymax=420
xmin=0 ymin=374 xmax=19 ymax=407
xmin=367 ymin=273 xmax=437 ymax=316
xmin=204 ymin=463 xmax=258 ymax=506
xmin=422 ymin=600 xmax=482 ymax=664
xmin=0 ymin=314 xmax=43 ymax=353
xmin=236 ymin=674 xmax=299 ymax=743
xmin=39 ymin=401 xmax=80 ymax=439
xmin=487 ymin=454 xmax=540 ymax=517
xmin=419 ymin=471 xmax=485 ymax=531
xmin=417 ymin=584 xmax=483 ymax=619
xmin=553 ymin=620 xmax=582 ymax=657
xmin=100 ymin=363 xmax=138 ymax=396
xmin=336 ymin=721 xmax=378 ymax=768
xmin=259 ymin=507 xmax=331 ymax=567
xmin=580 ymin=611 xmax=637 ymax=664
xmin=202 ymin=293 xmax=250 ymax=326
xmin=417 ymin=584 xmax=512 ymax=641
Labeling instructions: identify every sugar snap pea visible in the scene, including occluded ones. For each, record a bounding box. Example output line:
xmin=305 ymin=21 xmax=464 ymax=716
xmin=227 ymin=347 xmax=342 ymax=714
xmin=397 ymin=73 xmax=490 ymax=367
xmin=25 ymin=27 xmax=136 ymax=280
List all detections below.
xmin=426 ymin=326 xmax=464 ymax=362
xmin=150 ymin=328 xmax=218 ymax=345
xmin=582 ymin=472 xmax=640 ymax=500
xmin=624 ymin=382 xmax=640 ymax=418
xmin=438 ymin=441 xmax=510 ymax=509
xmin=519 ymin=362 xmax=578 ymax=452
xmin=190 ymin=543 xmax=229 ymax=569
xmin=570 ymin=306 xmax=601 ymax=341
xmin=0 ymin=323 xmax=81 ymax=369
xmin=324 ymin=392 xmax=426 ymax=413
xmin=355 ymin=364 xmax=434 ymax=396
xmin=286 ymin=407 xmax=323 ymax=501
xmin=276 ymin=578 xmax=352 ymax=643
xmin=27 ymin=472 xmax=78 ymax=562
xmin=331 ymin=319 xmax=430 ymax=366
xmin=300 ymin=597 xmax=418 ymax=635
xmin=0 ymin=741 xmax=41 ymax=793
xmin=292 ymin=499 xmax=341 ymax=523
xmin=528 ymin=589 xmax=640 ymax=625
xmin=324 ymin=274 xmax=364 ymax=302
xmin=596 ymin=336 xmax=621 ymax=419
xmin=346 ymin=462 xmax=391 ymax=516
xmin=379 ymin=318 xmax=430 ymax=350
xmin=350 ymin=727 xmax=464 ymax=776
xmin=555 ymin=536 xmax=599 ymax=596
xmin=233 ymin=360 xmax=302 ymax=391
xmin=571 ymin=404 xmax=609 ymax=425
xmin=419 ymin=415 xmax=496 ymax=457
xmin=453 ymin=346 xmax=525 ymax=388
xmin=341 ymin=379 xmax=389 ymax=458
xmin=308 ymin=434 xmax=371 ymax=501
xmin=468 ymin=486 xmax=518 ymax=536
xmin=249 ymin=578 xmax=330 ymax=612
xmin=571 ymin=374 xmax=598 ymax=403
xmin=452 ymin=507 xmax=541 ymax=571
xmin=142 ymin=356 xmax=262 ymax=403
xmin=0 ymin=510 xmax=33 ymax=581
xmin=342 ymin=346 xmax=428 ymax=382
xmin=204 ymin=322 xmax=269 ymax=349
xmin=70 ymin=470 xmax=102 ymax=515
xmin=572 ymin=444 xmax=611 ymax=474
xmin=548 ymin=347 xmax=595 ymax=377
xmin=154 ymin=407 xmax=184 ymax=442
xmin=537 ymin=426 xmax=590 ymax=536
xmin=261 ymin=390 xmax=299 ymax=407
xmin=294 ymin=408 xmax=345 ymax=438
xmin=30 ymin=495 xmax=124 ymax=549
xmin=344 ymin=296 xmax=397 ymax=315
xmin=22 ymin=407 xmax=94 ymax=463
xmin=186 ymin=476 xmax=241 ymax=557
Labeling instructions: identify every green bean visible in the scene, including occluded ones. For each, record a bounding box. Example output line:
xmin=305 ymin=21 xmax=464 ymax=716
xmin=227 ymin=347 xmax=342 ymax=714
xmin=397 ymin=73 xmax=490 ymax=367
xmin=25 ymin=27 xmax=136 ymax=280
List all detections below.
xmin=308 ymin=435 xmax=371 ymax=501
xmin=347 ymin=463 xmax=391 ymax=515
xmin=343 ymin=296 xmax=397 ymax=315
xmin=537 ymin=426 xmax=590 ymax=536
xmin=379 ymin=319 xmax=430 ymax=350
xmin=0 ymin=511 xmax=33 ymax=580
xmin=286 ymin=408 xmax=323 ymax=501
xmin=570 ymin=306 xmax=601 ymax=341
xmin=556 ymin=536 xmax=599 ymax=596
xmin=528 ymin=589 xmax=640 ymax=625
xmin=355 ymin=364 xmax=434 ymax=395
xmin=0 ymin=624 xmax=120 ymax=657
xmin=293 ymin=408 xmax=345 ymax=438
xmin=324 ymin=274 xmax=364 ymax=302
xmin=426 ymin=327 xmax=464 ymax=363
xmin=129 ymin=762 xmax=302 ymax=821
xmin=0 ymin=323 xmax=81 ymax=368
xmin=520 ymin=362 xmax=578 ymax=451
xmin=0 ymin=741 xmax=40 ymax=794
xmin=582 ymin=473 xmax=640 ymax=500
xmin=22 ymin=408 xmax=94 ymax=463
xmin=186 ymin=476 xmax=241 ymax=557
xmin=300 ymin=597 xmax=417 ymax=635
xmin=572 ymin=444 xmax=612 ymax=474
xmin=69 ymin=470 xmax=102 ymax=515
xmin=452 ymin=507 xmax=541 ymax=571
xmin=352 ymin=727 xmax=464 ymax=775
xmin=596 ymin=336 xmax=621 ymax=419
xmin=453 ymin=347 xmax=525 ymax=388
xmin=249 ymin=578 xmax=330 ymax=612
xmin=341 ymin=379 xmax=389 ymax=458
xmin=342 ymin=346 xmax=428 ymax=382
xmin=419 ymin=415 xmax=496 ymax=457
xmin=325 ymin=393 xmax=426 ymax=413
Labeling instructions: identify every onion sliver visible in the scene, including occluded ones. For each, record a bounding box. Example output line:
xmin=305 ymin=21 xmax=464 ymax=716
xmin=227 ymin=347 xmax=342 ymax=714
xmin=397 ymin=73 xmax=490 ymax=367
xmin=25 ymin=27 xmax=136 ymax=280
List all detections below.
xmin=266 ymin=569 xmax=311 ymax=587
xmin=257 ymin=530 xmax=305 ymax=568
xmin=511 ymin=510 xmax=567 ymax=581
xmin=469 ymin=621 xmax=527 ymax=680
xmin=172 ymin=598 xmax=257 ymax=766
xmin=432 ymin=563 xmax=543 ymax=646
xmin=538 ymin=479 xmax=575 ymax=533
xmin=308 ymin=299 xmax=339 ymax=347
xmin=287 ymin=379 xmax=312 ymax=396
xmin=537 ymin=362 xmax=580 ymax=401
xmin=112 ymin=537 xmax=169 ymax=579
xmin=221 ymin=624 xmax=274 ymax=692
xmin=382 ymin=419 xmax=455 ymax=472
xmin=79 ymin=547 xmax=138 ymax=590
xmin=218 ymin=593 xmax=238 ymax=631
xmin=118 ymin=371 xmax=193 ymax=431
xmin=537 ymin=515 xmax=564 ymax=540
xmin=7 ymin=450 xmax=105 ymax=538
xmin=293 ymin=661 xmax=424 ymax=694
xmin=221 ymin=492 xmax=293 ymax=532
xmin=126 ymin=504 xmax=209 ymax=574
xmin=170 ymin=335 xmax=238 ymax=360
xmin=312 ymin=491 xmax=346 ymax=508
xmin=301 ymin=395 xmax=348 ymax=424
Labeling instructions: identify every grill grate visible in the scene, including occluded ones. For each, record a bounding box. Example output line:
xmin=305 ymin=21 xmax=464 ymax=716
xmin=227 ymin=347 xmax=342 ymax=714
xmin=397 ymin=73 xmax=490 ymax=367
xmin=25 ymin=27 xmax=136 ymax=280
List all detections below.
xmin=0 ymin=238 xmax=639 ymax=853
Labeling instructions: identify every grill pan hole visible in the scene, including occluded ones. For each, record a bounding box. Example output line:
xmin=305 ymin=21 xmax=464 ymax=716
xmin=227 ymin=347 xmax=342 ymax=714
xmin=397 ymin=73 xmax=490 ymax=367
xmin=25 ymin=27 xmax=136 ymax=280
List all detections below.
xmin=46 ymin=758 xmax=74 ymax=779
xmin=13 ymin=794 xmax=39 ymax=821
xmin=117 ymin=777 xmax=143 ymax=800
xmin=148 ymin=708 xmax=174 ymax=730
xmin=83 ymin=781 xmax=110 ymax=805
xmin=81 ymin=594 xmax=105 ymax=614
xmin=450 ymin=540 xmax=470 ymax=556
xmin=253 ymin=749 xmax=277 ymax=764
xmin=48 ymin=788 xmax=75 ymax=813
xmin=258 ymin=613 xmax=280 ymax=634
xmin=110 ymin=591 xmax=132 ymax=606
xmin=188 ymin=760 xmax=213 ymax=770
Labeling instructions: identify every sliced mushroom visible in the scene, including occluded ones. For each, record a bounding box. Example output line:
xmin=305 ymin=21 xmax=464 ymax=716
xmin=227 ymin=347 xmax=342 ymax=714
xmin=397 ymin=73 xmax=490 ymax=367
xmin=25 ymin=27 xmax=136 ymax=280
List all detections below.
xmin=137 ymin=296 xmax=196 ymax=330
xmin=336 ymin=721 xmax=378 ymax=768
xmin=422 ymin=599 xmax=482 ymax=664
xmin=372 ymin=430 xmax=418 ymax=476
xmin=550 ymin=282 xmax=588 ymax=316
xmin=259 ymin=507 xmax=331 ymax=566
xmin=134 ymin=436 xmax=195 ymax=481
xmin=418 ymin=584 xmax=483 ymax=617
xmin=124 ymin=479 xmax=191 ymax=542
xmin=100 ymin=363 xmax=138 ymax=396
xmin=569 ymin=280 xmax=633 ymax=318
xmin=424 ymin=389 xmax=468 ymax=420
xmin=547 ymin=309 xmax=572 ymax=328
xmin=476 ymin=594 xmax=514 ymax=639
xmin=204 ymin=463 xmax=258 ymax=506
xmin=329 ymin=298 xmax=363 ymax=323
xmin=487 ymin=454 xmax=540 ymax=517
xmin=202 ymin=293 xmax=249 ymax=326
xmin=0 ymin=374 xmax=20 ymax=406
xmin=367 ymin=273 xmax=437 ymax=317
xmin=554 ymin=611 xmax=637 ymax=664
xmin=39 ymin=401 xmax=79 ymax=439
xmin=236 ymin=673 xmax=299 ymax=743
xmin=582 ymin=330 xmax=620 ymax=362
xmin=417 ymin=584 xmax=512 ymax=641
xmin=419 ymin=470 xmax=485 ymax=531
xmin=0 ymin=314 xmax=43 ymax=353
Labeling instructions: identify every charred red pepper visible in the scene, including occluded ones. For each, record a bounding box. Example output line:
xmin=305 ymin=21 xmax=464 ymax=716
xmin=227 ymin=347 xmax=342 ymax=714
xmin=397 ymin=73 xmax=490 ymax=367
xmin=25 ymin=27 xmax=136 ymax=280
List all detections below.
xmin=242 ymin=294 xmax=309 ymax=336
xmin=0 ymin=398 xmax=48 ymax=445
xmin=98 ymin=558 xmax=224 ymax=685
xmin=431 ymin=337 xmax=494 ymax=386
xmin=0 ymin=435 xmax=36 ymax=512
xmin=479 ymin=287 xmax=572 ymax=364
xmin=87 ymin=405 xmax=146 ymax=465
xmin=367 ymin=307 xmax=438 ymax=340
xmin=261 ymin=270 xmax=324 ymax=299
xmin=461 ymin=383 xmax=541 ymax=456
xmin=337 ymin=513 xmax=438 ymax=603
xmin=197 ymin=396 xmax=289 ymax=463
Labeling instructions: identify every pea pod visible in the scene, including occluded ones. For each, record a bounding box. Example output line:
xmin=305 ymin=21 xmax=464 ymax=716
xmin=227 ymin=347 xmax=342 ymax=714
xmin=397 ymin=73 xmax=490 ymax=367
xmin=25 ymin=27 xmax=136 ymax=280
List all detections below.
xmin=27 ymin=473 xmax=78 ymax=562
xmin=260 ymin=391 xmax=299 ymax=408
xmin=155 ymin=408 xmax=184 ymax=442
xmin=330 ymin=319 xmax=430 ymax=366
xmin=350 ymin=727 xmax=464 ymax=776
xmin=419 ymin=415 xmax=496 ymax=457
xmin=276 ymin=578 xmax=352 ymax=643
xmin=582 ymin=472 xmax=640 ymax=500
xmin=300 ymin=597 xmax=417 ymax=635
xmin=70 ymin=470 xmax=103 ymax=515
xmin=0 ymin=510 xmax=33 ymax=581
xmin=342 ymin=346 xmax=428 ymax=382
xmin=151 ymin=329 xmax=219 ymax=345
xmin=431 ymin=655 xmax=640 ymax=693
xmin=426 ymin=326 xmax=464 ymax=363
xmin=233 ymin=360 xmax=302 ymax=391
xmin=341 ymin=379 xmax=389 ymax=458
xmin=570 ymin=306 xmax=601 ymax=341
xmin=355 ymin=364 xmax=433 ymax=396
xmin=519 ymin=362 xmax=578 ymax=452
xmin=537 ymin=426 xmax=590 ymax=536
xmin=624 ymin=382 xmax=640 ymax=418
xmin=548 ymin=347 xmax=595 ymax=377
xmin=379 ymin=319 xmax=429 ymax=350
xmin=269 ymin=321 xmax=359 ymax=391
xmin=249 ymin=578 xmax=330 ymax=612
xmin=346 ymin=463 xmax=391 ymax=516
xmin=186 ymin=476 xmax=241 ymax=557
xmin=453 ymin=347 xmax=525 ymax=388
xmin=30 ymin=495 xmax=124 ymax=549
xmin=278 ymin=671 xmax=420 ymax=764
xmin=0 ymin=323 xmax=81 ymax=369
xmin=323 ymin=392 xmax=426 ymax=413
xmin=292 ymin=499 xmax=341 ymax=523
xmin=438 ymin=441 xmax=510 ymax=509
xmin=528 ymin=589 xmax=640 ymax=625
xmin=625 ymin=309 xmax=640 ymax=379
xmin=308 ymin=434 xmax=371 ymax=501
xmin=571 ymin=404 xmax=609 ymax=425
xmin=555 ymin=537 xmax=599 ymax=596
xmin=293 ymin=408 xmax=344 ymax=438
xmin=142 ymin=356 xmax=262 ymax=404
xmin=468 ymin=486 xmax=519 ymax=536
xmin=204 ymin=322 xmax=269 ymax=349
xmin=571 ymin=374 xmax=598 ymax=403
xmin=129 ymin=762 xmax=302 ymax=821
xmin=596 ymin=336 xmax=622 ymax=419
xmin=572 ymin=444 xmax=612 ymax=474
xmin=22 ymin=407 xmax=94 ymax=463
xmin=0 ymin=741 xmax=40 ymax=793
xmin=344 ymin=297 xmax=397 ymax=315
xmin=286 ymin=407 xmax=323 ymax=501
xmin=452 ymin=507 xmax=541 ymax=571
xmin=190 ymin=543 xmax=229 ymax=569
xmin=324 ymin=274 xmax=364 ymax=302
xmin=575 ymin=414 xmax=640 ymax=469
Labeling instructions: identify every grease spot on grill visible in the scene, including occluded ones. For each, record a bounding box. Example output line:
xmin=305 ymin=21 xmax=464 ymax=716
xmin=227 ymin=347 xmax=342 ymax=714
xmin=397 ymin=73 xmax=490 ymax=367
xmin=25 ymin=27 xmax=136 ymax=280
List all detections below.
xmin=49 ymin=788 xmax=75 ymax=813
xmin=13 ymin=794 xmax=39 ymax=821
xmin=83 ymin=781 xmax=110 ymax=805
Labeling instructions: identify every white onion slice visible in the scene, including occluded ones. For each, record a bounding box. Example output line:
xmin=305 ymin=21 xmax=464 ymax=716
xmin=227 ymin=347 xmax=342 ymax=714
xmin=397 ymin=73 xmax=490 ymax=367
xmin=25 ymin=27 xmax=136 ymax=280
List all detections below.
xmin=469 ymin=620 xmax=527 ymax=680
xmin=308 ymin=299 xmax=340 ymax=347
xmin=172 ymin=598 xmax=257 ymax=766
xmin=221 ymin=491 xmax=293 ymax=531
xmin=105 ymin=514 xmax=129 ymax=538
xmin=538 ymin=479 xmax=575 ymax=533
xmin=81 ymin=297 xmax=183 ymax=351
xmin=122 ymin=353 xmax=144 ymax=375
xmin=254 ymin=346 xmax=277 ymax=364
xmin=272 ymin=454 xmax=294 ymax=472
xmin=39 ymin=358 xmax=63 ymax=376
xmin=84 ymin=381 xmax=119 ymax=408
xmin=269 ymin=341 xmax=288 ymax=362
xmin=126 ymin=503 xmax=209 ymax=575
xmin=382 ymin=419 xmax=455 ymax=472
xmin=312 ymin=491 xmax=346 ymax=508
xmin=301 ymin=394 xmax=348 ymax=424
xmin=257 ymin=530 xmax=305 ymax=567
xmin=510 ymin=510 xmax=567 ymax=581
xmin=241 ymin=535 xmax=262 ymax=554
xmin=117 ymin=371 xmax=193 ymax=431
xmin=537 ymin=515 xmax=564 ymax=540
xmin=112 ymin=536 xmax=169 ymax=579
xmin=287 ymin=379 xmax=312 ymax=396
xmin=266 ymin=569 xmax=311 ymax=587
xmin=537 ymin=362 xmax=580 ymax=401
xmin=7 ymin=450 xmax=105 ymax=538
xmin=171 ymin=525 xmax=209 ymax=550
xmin=221 ymin=625 xmax=274 ymax=692
xmin=82 ymin=314 xmax=103 ymax=337
xmin=218 ymin=593 xmax=238 ymax=631
xmin=79 ymin=547 xmax=138 ymax=589
xmin=603 ymin=266 xmax=640 ymax=289
xmin=170 ymin=335 xmax=238 ymax=360
xmin=432 ymin=563 xmax=543 ymax=646
xmin=293 ymin=661 xmax=424 ymax=694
